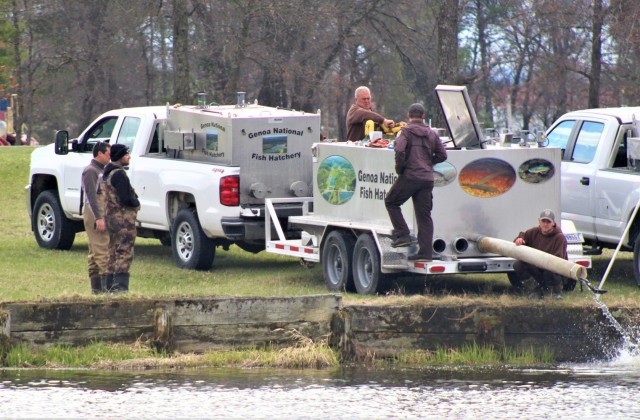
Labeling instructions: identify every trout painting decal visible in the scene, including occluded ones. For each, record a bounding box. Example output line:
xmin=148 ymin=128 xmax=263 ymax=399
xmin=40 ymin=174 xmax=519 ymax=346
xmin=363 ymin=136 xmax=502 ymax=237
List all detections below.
xmin=458 ymin=158 xmax=516 ymax=197
xmin=518 ymin=158 xmax=555 ymax=183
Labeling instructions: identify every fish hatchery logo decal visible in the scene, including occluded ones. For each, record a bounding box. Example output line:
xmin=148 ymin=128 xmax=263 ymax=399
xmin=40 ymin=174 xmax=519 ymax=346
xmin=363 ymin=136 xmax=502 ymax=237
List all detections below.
xmin=517 ymin=158 xmax=555 ymax=184
xmin=458 ymin=158 xmax=516 ymax=198
xmin=318 ymin=155 xmax=356 ymax=205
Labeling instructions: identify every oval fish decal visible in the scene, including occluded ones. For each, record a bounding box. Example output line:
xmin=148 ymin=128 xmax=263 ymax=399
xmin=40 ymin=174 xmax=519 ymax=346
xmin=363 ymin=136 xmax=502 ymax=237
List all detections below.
xmin=317 ymin=155 xmax=356 ymax=205
xmin=433 ymin=162 xmax=457 ymax=187
xmin=518 ymin=158 xmax=555 ymax=184
xmin=458 ymin=158 xmax=516 ymax=197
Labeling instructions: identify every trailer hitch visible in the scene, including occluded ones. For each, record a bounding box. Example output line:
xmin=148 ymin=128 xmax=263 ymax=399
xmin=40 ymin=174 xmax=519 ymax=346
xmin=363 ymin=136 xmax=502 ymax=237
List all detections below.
xmin=579 ymin=277 xmax=607 ymax=294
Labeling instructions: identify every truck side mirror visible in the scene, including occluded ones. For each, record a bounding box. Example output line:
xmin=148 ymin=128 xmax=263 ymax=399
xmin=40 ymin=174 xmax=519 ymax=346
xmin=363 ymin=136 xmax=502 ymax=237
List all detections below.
xmin=54 ymin=130 xmax=69 ymax=155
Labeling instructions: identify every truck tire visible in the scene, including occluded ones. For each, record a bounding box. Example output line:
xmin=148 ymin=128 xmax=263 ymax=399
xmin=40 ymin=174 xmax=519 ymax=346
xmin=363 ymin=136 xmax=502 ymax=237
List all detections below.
xmin=633 ymin=233 xmax=640 ymax=287
xmin=353 ymin=233 xmax=384 ymax=295
xmin=322 ymin=230 xmax=355 ymax=292
xmin=171 ymin=208 xmax=215 ymax=270
xmin=32 ymin=190 xmax=76 ymax=250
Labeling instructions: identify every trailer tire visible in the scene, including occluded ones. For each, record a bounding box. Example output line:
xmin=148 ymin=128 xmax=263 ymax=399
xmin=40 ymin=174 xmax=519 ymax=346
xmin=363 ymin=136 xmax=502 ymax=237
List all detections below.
xmin=633 ymin=232 xmax=640 ymax=287
xmin=171 ymin=208 xmax=215 ymax=270
xmin=32 ymin=190 xmax=76 ymax=250
xmin=322 ymin=230 xmax=355 ymax=292
xmin=353 ymin=233 xmax=383 ymax=295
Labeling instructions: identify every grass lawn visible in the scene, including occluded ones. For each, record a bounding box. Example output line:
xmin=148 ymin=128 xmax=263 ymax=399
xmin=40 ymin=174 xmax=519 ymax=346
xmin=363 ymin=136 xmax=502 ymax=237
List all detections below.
xmin=1 ymin=146 xmax=638 ymax=306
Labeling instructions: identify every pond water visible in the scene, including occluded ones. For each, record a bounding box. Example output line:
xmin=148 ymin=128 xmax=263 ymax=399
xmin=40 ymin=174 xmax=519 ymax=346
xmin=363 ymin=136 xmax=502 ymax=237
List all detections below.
xmin=2 ymin=352 xmax=639 ymax=419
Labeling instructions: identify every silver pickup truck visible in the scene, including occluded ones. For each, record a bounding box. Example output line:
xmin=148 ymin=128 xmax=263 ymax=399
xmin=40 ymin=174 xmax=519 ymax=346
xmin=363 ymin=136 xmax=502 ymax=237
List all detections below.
xmin=545 ymin=107 xmax=640 ymax=286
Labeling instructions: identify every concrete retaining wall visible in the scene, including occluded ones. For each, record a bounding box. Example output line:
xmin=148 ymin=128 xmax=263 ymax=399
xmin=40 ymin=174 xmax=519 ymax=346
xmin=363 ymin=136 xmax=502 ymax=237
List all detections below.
xmin=1 ymin=296 xmax=637 ymax=362
xmin=0 ymin=295 xmax=341 ymax=353
xmin=331 ymin=303 xmax=638 ymax=362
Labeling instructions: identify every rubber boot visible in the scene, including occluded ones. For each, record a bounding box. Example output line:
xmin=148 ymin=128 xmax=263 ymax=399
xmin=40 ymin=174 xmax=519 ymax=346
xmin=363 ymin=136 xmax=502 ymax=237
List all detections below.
xmin=111 ymin=273 xmax=130 ymax=293
xmin=90 ymin=276 xmax=103 ymax=294
xmin=104 ymin=273 xmax=114 ymax=292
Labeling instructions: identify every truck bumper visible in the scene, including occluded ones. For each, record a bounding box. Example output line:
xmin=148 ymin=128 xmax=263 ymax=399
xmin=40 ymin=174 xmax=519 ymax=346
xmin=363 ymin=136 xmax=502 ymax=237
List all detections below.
xmin=222 ymin=202 xmax=304 ymax=241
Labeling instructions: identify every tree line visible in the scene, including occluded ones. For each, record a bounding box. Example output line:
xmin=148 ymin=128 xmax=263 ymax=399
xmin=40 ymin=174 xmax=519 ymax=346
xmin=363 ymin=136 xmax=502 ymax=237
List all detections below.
xmin=0 ymin=0 xmax=639 ymax=143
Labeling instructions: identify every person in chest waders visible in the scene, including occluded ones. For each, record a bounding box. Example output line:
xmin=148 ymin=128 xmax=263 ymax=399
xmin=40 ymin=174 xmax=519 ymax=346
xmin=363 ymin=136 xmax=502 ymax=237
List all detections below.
xmin=81 ymin=141 xmax=111 ymax=294
xmin=102 ymin=144 xmax=140 ymax=293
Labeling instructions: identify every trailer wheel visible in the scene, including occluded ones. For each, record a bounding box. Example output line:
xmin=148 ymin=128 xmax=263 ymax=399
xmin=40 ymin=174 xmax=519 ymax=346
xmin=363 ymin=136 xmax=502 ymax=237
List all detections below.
xmin=633 ymin=232 xmax=640 ymax=287
xmin=171 ymin=208 xmax=215 ymax=270
xmin=32 ymin=190 xmax=76 ymax=250
xmin=353 ymin=233 xmax=383 ymax=295
xmin=322 ymin=230 xmax=355 ymax=292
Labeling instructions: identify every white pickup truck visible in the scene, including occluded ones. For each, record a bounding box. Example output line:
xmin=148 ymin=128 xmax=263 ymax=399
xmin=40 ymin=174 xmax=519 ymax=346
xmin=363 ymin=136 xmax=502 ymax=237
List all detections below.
xmin=545 ymin=106 xmax=640 ymax=286
xmin=26 ymin=101 xmax=319 ymax=269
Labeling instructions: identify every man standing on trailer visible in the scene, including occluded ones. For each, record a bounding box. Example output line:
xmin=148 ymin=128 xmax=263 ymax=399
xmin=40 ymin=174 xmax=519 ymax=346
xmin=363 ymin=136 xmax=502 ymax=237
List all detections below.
xmin=385 ymin=103 xmax=447 ymax=261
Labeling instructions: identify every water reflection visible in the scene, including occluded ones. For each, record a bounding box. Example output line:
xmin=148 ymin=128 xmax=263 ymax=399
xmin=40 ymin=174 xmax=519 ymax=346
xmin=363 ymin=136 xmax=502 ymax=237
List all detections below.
xmin=1 ymin=356 xmax=639 ymax=419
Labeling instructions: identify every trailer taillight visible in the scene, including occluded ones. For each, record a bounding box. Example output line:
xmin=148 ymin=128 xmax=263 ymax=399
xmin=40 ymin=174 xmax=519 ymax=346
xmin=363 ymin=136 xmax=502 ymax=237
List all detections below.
xmin=220 ymin=175 xmax=239 ymax=206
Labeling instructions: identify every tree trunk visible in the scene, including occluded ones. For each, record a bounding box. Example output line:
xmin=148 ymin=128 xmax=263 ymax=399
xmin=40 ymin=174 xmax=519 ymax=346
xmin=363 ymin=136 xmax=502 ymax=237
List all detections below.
xmin=588 ymin=0 xmax=605 ymax=108
xmin=435 ymin=0 xmax=460 ymax=127
xmin=11 ymin=0 xmax=23 ymax=145
xmin=172 ymin=0 xmax=190 ymax=104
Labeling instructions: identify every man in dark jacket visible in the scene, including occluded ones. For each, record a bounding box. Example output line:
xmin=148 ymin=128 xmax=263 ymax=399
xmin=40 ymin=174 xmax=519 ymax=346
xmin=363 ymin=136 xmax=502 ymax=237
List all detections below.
xmin=345 ymin=86 xmax=395 ymax=141
xmin=103 ymin=143 xmax=140 ymax=293
xmin=512 ymin=209 xmax=569 ymax=299
xmin=81 ymin=141 xmax=111 ymax=294
xmin=385 ymin=103 xmax=447 ymax=261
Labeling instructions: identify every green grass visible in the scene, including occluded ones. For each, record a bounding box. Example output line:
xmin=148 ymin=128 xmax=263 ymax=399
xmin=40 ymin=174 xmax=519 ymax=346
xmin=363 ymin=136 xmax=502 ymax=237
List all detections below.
xmin=3 ymin=339 xmax=555 ymax=369
xmin=1 ymin=146 xmax=639 ymax=305
xmin=389 ymin=343 xmax=555 ymax=367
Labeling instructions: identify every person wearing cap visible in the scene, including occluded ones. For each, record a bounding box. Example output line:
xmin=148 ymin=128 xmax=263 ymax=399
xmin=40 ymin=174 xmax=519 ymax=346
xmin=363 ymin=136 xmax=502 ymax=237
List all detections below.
xmin=512 ymin=209 xmax=570 ymax=299
xmin=81 ymin=141 xmax=111 ymax=294
xmin=102 ymin=143 xmax=140 ymax=293
xmin=385 ymin=103 xmax=447 ymax=261
xmin=345 ymin=86 xmax=395 ymax=141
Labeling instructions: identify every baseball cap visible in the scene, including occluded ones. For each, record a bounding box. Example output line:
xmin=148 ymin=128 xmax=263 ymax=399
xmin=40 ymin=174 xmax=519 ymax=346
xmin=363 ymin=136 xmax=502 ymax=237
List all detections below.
xmin=539 ymin=209 xmax=555 ymax=222
xmin=408 ymin=103 xmax=425 ymax=117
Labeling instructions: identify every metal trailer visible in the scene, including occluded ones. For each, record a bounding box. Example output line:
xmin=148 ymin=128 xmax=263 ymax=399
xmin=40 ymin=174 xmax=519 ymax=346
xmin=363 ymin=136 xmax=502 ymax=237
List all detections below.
xmin=265 ymin=86 xmax=591 ymax=294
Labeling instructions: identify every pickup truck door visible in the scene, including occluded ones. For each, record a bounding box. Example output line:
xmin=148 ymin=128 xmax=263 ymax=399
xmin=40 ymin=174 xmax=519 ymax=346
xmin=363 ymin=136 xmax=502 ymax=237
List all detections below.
xmin=549 ymin=118 xmax=605 ymax=240
xmin=61 ymin=116 xmax=122 ymax=217
xmin=132 ymin=122 xmax=169 ymax=228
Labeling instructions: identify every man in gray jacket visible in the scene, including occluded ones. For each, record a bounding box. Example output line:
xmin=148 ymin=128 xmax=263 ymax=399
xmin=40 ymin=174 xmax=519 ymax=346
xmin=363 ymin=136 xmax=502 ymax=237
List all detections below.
xmin=385 ymin=103 xmax=447 ymax=261
xmin=81 ymin=141 xmax=111 ymax=293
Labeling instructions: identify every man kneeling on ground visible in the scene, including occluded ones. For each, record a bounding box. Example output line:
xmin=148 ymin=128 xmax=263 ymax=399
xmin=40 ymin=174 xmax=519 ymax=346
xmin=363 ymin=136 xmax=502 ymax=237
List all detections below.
xmin=512 ymin=209 xmax=573 ymax=299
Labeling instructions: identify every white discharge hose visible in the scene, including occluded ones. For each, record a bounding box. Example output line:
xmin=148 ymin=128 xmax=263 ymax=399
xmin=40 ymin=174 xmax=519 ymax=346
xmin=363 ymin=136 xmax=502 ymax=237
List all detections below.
xmin=476 ymin=236 xmax=588 ymax=281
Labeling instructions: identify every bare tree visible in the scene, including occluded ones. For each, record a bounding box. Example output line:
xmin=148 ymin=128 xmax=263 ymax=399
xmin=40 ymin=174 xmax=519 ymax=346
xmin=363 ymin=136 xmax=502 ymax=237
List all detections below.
xmin=172 ymin=0 xmax=190 ymax=104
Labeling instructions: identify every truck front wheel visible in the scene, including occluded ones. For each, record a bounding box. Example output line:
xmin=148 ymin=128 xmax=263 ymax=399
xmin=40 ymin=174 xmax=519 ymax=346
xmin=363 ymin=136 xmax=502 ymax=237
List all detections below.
xmin=353 ymin=233 xmax=383 ymax=295
xmin=321 ymin=230 xmax=355 ymax=292
xmin=32 ymin=190 xmax=76 ymax=250
xmin=171 ymin=208 xmax=215 ymax=270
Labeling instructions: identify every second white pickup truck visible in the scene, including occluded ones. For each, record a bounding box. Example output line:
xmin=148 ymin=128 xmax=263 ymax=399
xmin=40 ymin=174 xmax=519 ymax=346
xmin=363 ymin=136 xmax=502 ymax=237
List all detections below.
xmin=27 ymin=100 xmax=319 ymax=270
xmin=545 ymin=106 xmax=640 ymax=286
